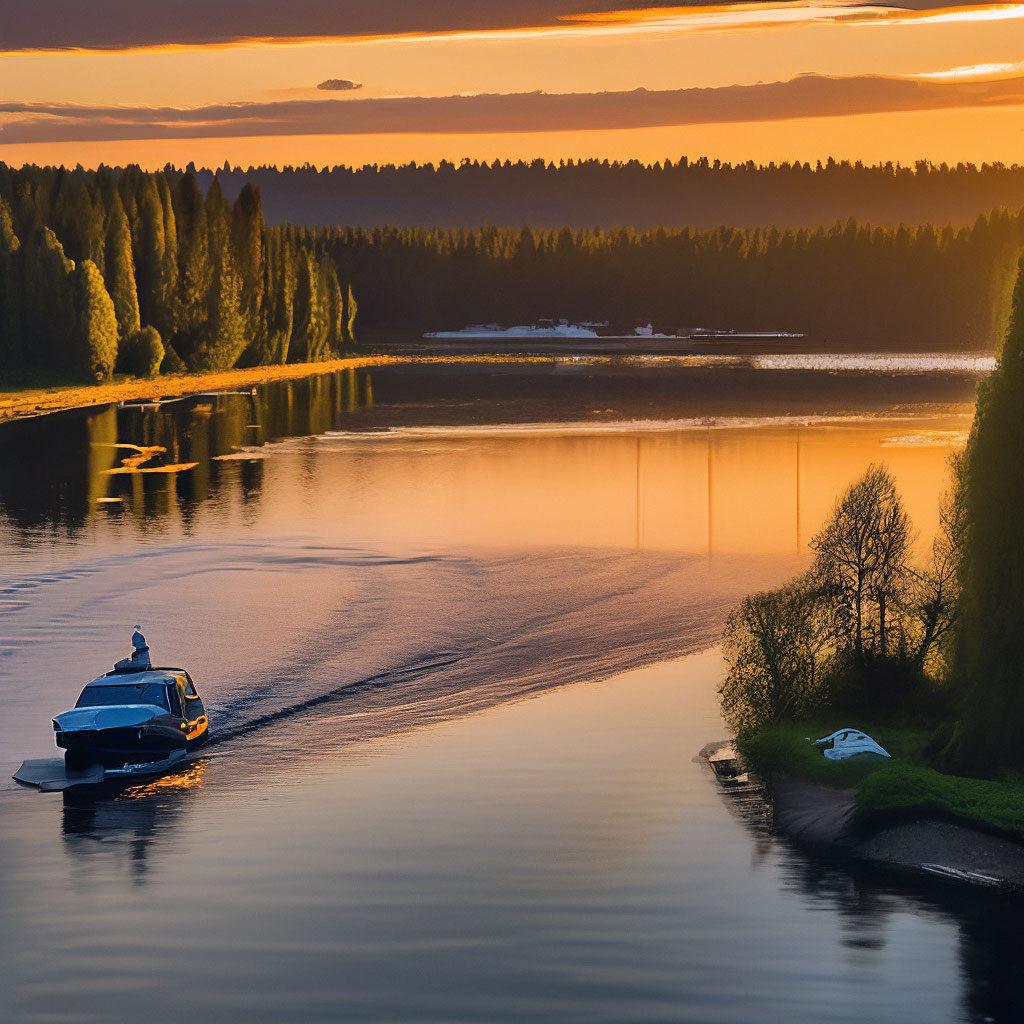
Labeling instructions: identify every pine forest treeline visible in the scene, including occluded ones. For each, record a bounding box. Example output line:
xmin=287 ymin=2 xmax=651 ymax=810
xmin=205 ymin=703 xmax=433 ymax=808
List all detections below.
xmin=0 ymin=165 xmax=356 ymax=383
xmin=4 ymin=163 xmax=1024 ymax=382
xmin=329 ymin=213 xmax=1024 ymax=349
xmin=207 ymin=158 xmax=1024 ymax=231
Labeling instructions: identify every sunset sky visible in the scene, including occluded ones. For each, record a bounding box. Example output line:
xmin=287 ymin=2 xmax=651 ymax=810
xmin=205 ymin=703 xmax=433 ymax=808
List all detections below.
xmin=5 ymin=0 xmax=1024 ymax=167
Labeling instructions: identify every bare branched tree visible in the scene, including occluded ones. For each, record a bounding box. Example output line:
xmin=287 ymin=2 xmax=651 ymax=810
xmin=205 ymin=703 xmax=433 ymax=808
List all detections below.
xmin=810 ymin=464 xmax=912 ymax=666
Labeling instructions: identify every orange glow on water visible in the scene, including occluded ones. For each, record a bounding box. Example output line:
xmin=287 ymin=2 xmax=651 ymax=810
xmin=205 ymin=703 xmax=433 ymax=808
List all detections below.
xmin=119 ymin=759 xmax=209 ymax=798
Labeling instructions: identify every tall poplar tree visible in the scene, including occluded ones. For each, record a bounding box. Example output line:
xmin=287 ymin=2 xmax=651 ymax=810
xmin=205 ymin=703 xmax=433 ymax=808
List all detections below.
xmin=953 ymin=256 xmax=1024 ymax=770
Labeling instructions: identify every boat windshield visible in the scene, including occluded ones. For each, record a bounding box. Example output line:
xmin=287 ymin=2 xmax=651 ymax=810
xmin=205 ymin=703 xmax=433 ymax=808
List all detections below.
xmin=75 ymin=683 xmax=170 ymax=711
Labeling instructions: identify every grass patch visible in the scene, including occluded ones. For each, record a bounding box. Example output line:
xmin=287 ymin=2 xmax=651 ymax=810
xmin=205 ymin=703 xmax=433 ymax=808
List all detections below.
xmin=737 ymin=721 xmax=1024 ymax=839
xmin=855 ymin=763 xmax=1024 ymax=839
xmin=736 ymin=721 xmax=929 ymax=788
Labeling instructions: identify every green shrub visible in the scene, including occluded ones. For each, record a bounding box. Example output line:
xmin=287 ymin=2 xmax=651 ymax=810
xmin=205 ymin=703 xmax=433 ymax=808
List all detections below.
xmin=119 ymin=326 xmax=164 ymax=378
xmin=160 ymin=341 xmax=187 ymax=374
xmin=719 ymin=575 xmax=831 ymax=731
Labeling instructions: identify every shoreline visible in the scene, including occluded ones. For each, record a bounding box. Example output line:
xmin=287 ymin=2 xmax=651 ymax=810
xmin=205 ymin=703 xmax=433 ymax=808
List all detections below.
xmin=0 ymin=356 xmax=401 ymax=422
xmin=703 ymin=743 xmax=1024 ymax=889
xmin=0 ymin=348 xmax=989 ymax=425
xmin=0 ymin=354 xmax=561 ymax=423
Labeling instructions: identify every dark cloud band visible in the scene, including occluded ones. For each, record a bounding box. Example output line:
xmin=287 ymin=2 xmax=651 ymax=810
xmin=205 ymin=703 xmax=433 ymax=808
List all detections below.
xmin=3 ymin=75 xmax=1023 ymax=144
xmin=0 ymin=0 xmax=1000 ymax=53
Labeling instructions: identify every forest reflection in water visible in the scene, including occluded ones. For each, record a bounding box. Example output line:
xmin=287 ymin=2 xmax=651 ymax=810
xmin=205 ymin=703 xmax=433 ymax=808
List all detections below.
xmin=0 ymin=362 xmax=971 ymax=564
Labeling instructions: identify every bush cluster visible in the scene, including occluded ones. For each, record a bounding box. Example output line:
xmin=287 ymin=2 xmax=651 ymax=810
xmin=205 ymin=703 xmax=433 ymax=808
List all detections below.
xmin=720 ymin=464 xmax=959 ymax=733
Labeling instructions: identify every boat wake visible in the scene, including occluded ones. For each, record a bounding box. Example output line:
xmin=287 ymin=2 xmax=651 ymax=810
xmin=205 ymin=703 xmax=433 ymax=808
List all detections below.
xmin=0 ymin=538 xmax=808 ymax=782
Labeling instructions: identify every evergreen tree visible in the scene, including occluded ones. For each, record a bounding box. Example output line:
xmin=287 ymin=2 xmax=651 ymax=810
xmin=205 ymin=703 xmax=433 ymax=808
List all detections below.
xmin=20 ymin=226 xmax=76 ymax=370
xmin=155 ymin=174 xmax=179 ymax=339
xmin=50 ymin=171 xmax=104 ymax=270
xmin=103 ymin=191 xmax=141 ymax=348
xmin=289 ymin=251 xmax=328 ymax=362
xmin=231 ymin=183 xmax=266 ymax=339
xmin=323 ymin=258 xmax=344 ymax=354
xmin=0 ymin=197 xmax=23 ymax=371
xmin=198 ymin=248 xmax=245 ymax=370
xmin=953 ymin=256 xmax=1024 ymax=770
xmin=134 ymin=174 xmax=170 ymax=333
xmin=171 ymin=172 xmax=211 ymax=361
xmin=121 ymin=326 xmax=164 ymax=378
xmin=193 ymin=178 xmax=246 ymax=370
xmin=74 ymin=259 xmax=118 ymax=381
xmin=264 ymin=233 xmax=294 ymax=364
xmin=344 ymin=281 xmax=357 ymax=346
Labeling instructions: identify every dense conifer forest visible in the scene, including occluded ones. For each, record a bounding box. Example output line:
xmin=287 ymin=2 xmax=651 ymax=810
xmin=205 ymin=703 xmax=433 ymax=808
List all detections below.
xmin=0 ymin=165 xmax=357 ymax=383
xmin=207 ymin=158 xmax=1024 ymax=231
xmin=3 ymin=162 xmax=1024 ymax=382
xmin=329 ymin=213 xmax=1024 ymax=348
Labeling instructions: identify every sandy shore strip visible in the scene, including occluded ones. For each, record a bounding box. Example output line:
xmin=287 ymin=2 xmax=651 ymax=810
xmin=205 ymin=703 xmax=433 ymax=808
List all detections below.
xmin=0 ymin=354 xmax=559 ymax=422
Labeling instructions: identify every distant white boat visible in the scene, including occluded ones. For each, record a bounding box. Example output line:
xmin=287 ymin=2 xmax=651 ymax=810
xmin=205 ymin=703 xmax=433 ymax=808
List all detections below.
xmin=680 ymin=328 xmax=805 ymax=340
xmin=425 ymin=319 xmax=599 ymax=340
xmin=634 ymin=323 xmax=675 ymax=339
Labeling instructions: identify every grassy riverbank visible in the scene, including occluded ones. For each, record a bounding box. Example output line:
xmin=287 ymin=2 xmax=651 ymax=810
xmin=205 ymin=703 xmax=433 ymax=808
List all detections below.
xmin=738 ymin=723 xmax=1024 ymax=840
xmin=0 ymin=354 xmax=560 ymax=422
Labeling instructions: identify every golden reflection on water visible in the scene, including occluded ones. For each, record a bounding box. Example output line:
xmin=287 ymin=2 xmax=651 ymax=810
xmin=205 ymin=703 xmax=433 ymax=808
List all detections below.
xmin=254 ymin=418 xmax=965 ymax=556
xmin=118 ymin=758 xmax=208 ymax=799
xmin=49 ymin=367 xmax=970 ymax=561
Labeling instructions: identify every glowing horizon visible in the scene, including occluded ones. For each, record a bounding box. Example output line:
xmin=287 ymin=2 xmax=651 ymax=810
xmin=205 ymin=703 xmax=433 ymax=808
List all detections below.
xmin=4 ymin=0 xmax=1024 ymax=166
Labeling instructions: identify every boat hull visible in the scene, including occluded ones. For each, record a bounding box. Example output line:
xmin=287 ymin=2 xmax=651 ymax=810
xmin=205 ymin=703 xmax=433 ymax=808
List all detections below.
xmin=56 ymin=723 xmax=207 ymax=769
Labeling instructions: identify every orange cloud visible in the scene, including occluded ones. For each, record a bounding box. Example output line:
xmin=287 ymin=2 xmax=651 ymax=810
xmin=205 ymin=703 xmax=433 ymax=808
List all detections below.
xmin=5 ymin=73 xmax=1024 ymax=144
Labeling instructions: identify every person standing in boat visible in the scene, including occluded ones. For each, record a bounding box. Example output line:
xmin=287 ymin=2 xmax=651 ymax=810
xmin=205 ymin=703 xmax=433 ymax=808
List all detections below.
xmin=115 ymin=625 xmax=151 ymax=671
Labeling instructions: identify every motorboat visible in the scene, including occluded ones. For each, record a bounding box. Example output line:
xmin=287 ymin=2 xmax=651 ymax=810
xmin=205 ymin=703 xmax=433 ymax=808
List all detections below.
xmin=53 ymin=666 xmax=210 ymax=769
xmin=13 ymin=629 xmax=210 ymax=791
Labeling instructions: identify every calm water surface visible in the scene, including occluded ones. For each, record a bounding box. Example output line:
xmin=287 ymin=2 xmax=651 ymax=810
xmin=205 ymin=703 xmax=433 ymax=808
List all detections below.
xmin=1 ymin=360 xmax=1017 ymax=1022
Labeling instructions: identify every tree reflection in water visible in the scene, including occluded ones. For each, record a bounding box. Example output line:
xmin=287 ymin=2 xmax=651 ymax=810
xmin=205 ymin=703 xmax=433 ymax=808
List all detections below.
xmin=714 ymin=770 xmax=1024 ymax=1022
xmin=0 ymin=366 xmax=373 ymax=541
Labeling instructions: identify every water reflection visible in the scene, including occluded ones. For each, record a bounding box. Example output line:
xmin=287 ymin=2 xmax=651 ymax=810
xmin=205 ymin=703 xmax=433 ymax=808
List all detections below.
xmin=718 ymin=774 xmax=1024 ymax=1022
xmin=2 ymin=419 xmax=967 ymax=566
xmin=784 ymin=856 xmax=1024 ymax=1021
xmin=0 ymin=367 xmax=371 ymax=542
xmin=60 ymin=760 xmax=208 ymax=885
xmin=0 ymin=365 xmax=974 ymax=561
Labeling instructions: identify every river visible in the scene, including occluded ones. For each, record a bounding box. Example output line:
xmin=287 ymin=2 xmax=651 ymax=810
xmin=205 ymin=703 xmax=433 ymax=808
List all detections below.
xmin=1 ymin=357 xmax=1018 ymax=1022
